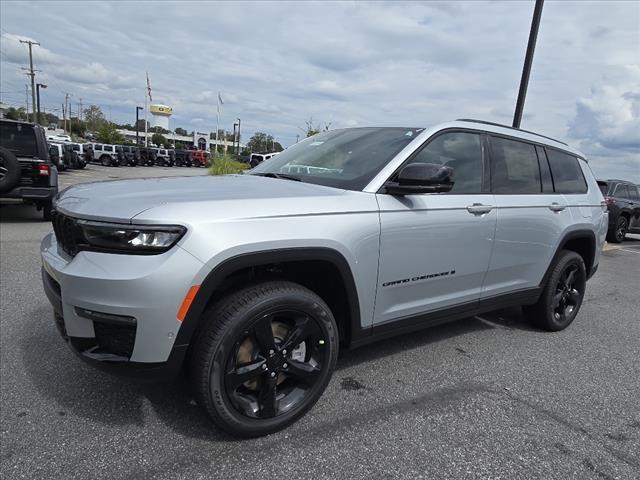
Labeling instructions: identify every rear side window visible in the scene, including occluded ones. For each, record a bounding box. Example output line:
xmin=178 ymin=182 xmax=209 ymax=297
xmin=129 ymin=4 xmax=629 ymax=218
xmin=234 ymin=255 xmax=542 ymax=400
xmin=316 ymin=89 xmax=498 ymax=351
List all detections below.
xmin=629 ymin=185 xmax=640 ymax=200
xmin=0 ymin=122 xmax=37 ymax=157
xmin=546 ymin=149 xmax=587 ymax=194
xmin=598 ymin=182 xmax=609 ymax=195
xmin=614 ymin=184 xmax=629 ymax=199
xmin=406 ymin=131 xmax=483 ymax=193
xmin=490 ymin=136 xmax=541 ymax=194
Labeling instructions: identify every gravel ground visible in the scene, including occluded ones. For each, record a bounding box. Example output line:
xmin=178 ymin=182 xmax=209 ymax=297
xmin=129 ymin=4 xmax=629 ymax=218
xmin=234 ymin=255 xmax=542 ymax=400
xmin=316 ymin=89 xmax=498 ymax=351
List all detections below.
xmin=1 ymin=166 xmax=639 ymax=479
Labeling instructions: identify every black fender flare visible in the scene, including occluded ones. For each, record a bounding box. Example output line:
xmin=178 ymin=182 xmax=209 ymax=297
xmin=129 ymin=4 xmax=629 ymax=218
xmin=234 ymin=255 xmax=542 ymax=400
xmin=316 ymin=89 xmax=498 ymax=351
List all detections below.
xmin=174 ymin=247 xmax=362 ymax=350
xmin=540 ymin=229 xmax=597 ymax=286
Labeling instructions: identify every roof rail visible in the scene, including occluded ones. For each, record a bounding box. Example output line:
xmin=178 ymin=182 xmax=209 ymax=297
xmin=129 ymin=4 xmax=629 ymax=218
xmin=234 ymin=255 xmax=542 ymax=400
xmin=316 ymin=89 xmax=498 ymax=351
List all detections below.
xmin=456 ymin=118 xmax=568 ymax=146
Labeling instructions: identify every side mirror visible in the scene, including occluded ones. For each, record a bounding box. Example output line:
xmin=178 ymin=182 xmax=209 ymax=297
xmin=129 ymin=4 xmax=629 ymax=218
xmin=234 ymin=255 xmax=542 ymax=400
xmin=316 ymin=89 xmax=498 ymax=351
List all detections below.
xmin=385 ymin=163 xmax=454 ymax=195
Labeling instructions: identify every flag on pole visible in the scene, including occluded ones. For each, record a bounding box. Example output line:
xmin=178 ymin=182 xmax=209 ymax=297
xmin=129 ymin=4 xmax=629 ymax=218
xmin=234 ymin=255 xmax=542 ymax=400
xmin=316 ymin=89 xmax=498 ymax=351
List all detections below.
xmin=218 ymin=92 xmax=223 ymax=105
xmin=146 ymin=72 xmax=153 ymax=102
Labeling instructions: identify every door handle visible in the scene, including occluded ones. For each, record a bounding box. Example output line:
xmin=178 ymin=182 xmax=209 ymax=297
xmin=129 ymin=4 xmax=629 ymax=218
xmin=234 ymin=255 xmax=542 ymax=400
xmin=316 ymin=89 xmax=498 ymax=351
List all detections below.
xmin=548 ymin=203 xmax=566 ymax=212
xmin=466 ymin=203 xmax=493 ymax=215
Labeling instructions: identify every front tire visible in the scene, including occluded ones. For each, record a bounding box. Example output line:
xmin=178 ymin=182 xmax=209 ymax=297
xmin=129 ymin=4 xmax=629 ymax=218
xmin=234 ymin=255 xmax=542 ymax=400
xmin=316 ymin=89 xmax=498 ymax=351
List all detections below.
xmin=190 ymin=281 xmax=338 ymax=437
xmin=524 ymin=250 xmax=586 ymax=331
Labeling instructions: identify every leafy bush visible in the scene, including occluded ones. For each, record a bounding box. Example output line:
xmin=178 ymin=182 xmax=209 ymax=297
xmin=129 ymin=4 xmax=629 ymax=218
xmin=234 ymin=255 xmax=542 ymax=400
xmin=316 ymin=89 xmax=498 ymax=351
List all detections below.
xmin=209 ymin=154 xmax=249 ymax=175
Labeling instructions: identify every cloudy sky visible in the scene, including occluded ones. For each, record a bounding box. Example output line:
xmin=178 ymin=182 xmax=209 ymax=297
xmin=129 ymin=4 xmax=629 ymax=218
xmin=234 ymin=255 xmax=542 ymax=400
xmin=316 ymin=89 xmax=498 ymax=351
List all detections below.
xmin=1 ymin=1 xmax=638 ymax=181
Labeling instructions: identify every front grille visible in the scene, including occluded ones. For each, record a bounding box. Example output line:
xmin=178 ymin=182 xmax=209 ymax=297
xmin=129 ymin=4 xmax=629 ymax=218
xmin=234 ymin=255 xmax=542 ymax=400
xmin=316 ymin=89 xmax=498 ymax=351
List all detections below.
xmin=51 ymin=210 xmax=85 ymax=256
xmin=93 ymin=321 xmax=136 ymax=358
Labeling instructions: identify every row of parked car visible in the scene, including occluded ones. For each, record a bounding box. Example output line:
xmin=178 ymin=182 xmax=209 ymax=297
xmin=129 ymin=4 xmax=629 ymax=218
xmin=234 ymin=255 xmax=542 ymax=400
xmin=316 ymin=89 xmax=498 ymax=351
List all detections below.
xmin=88 ymin=144 xmax=211 ymax=168
xmin=46 ymin=138 xmax=212 ymax=171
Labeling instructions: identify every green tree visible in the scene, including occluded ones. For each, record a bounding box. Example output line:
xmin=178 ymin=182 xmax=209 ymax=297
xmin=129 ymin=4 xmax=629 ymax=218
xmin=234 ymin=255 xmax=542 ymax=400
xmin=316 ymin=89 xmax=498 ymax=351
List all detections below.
xmin=247 ymin=131 xmax=278 ymax=153
xmin=4 ymin=107 xmax=28 ymax=121
xmin=174 ymin=127 xmax=188 ymax=136
xmin=69 ymin=118 xmax=87 ymax=136
xmin=151 ymin=132 xmax=167 ymax=147
xmin=83 ymin=105 xmax=107 ymax=131
xmin=96 ymin=123 xmax=124 ymax=144
xmin=302 ymin=117 xmax=331 ymax=137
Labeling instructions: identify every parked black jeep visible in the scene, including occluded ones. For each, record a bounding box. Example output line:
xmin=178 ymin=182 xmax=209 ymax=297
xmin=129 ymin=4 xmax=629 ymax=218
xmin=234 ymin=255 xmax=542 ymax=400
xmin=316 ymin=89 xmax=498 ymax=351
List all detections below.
xmin=598 ymin=179 xmax=640 ymax=243
xmin=173 ymin=149 xmax=193 ymax=167
xmin=139 ymin=147 xmax=157 ymax=166
xmin=0 ymin=119 xmax=58 ymax=220
xmin=119 ymin=145 xmax=140 ymax=166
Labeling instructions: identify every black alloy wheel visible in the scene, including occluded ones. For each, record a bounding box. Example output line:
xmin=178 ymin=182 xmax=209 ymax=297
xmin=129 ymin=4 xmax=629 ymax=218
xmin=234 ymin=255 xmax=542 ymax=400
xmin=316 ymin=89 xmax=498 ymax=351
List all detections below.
xmin=225 ymin=310 xmax=328 ymax=419
xmin=615 ymin=216 xmax=628 ymax=243
xmin=551 ymin=264 xmax=582 ymax=326
xmin=524 ymin=250 xmax=586 ymax=331
xmin=191 ymin=281 xmax=338 ymax=437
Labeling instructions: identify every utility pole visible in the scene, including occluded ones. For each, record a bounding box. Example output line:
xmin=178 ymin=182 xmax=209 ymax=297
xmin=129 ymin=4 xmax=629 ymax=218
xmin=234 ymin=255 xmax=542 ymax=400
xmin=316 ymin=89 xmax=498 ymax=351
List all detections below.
xmin=78 ymin=98 xmax=83 ymax=123
xmin=25 ymin=83 xmax=30 ymax=120
xmin=36 ymin=83 xmax=47 ymax=124
xmin=63 ymin=93 xmax=71 ymax=134
xmin=20 ymin=39 xmax=40 ymax=122
xmin=513 ymin=0 xmax=544 ymax=129
xmin=61 ymin=103 xmax=65 ymax=132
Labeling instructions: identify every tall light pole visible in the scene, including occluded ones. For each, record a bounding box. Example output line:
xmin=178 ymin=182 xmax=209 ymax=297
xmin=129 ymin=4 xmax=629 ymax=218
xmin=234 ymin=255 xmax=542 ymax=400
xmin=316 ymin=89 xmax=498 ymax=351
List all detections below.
xmin=136 ymin=106 xmax=143 ymax=145
xmin=513 ymin=0 xmax=544 ymax=129
xmin=236 ymin=118 xmax=241 ymax=156
xmin=232 ymin=123 xmax=238 ymax=156
xmin=36 ymin=83 xmax=47 ymax=125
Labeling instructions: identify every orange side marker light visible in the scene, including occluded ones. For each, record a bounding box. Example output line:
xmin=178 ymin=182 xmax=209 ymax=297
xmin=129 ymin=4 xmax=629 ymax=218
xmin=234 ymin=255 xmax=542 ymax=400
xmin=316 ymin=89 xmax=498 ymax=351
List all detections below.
xmin=177 ymin=285 xmax=200 ymax=322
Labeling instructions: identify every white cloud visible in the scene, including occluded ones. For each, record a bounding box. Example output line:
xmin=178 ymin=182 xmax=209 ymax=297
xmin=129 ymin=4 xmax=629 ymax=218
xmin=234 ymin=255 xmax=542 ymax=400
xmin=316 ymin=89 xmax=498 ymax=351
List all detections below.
xmin=0 ymin=0 xmax=638 ymax=180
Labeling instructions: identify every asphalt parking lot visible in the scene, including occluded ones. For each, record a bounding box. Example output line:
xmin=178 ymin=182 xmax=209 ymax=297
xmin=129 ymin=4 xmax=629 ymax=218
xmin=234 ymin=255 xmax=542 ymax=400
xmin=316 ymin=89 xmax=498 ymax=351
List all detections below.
xmin=1 ymin=166 xmax=639 ymax=480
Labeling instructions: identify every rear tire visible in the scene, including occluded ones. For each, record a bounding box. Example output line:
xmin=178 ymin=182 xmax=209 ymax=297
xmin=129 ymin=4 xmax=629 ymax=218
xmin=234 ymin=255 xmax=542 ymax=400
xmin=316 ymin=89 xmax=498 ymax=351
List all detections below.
xmin=0 ymin=147 xmax=21 ymax=193
xmin=41 ymin=201 xmax=52 ymax=221
xmin=524 ymin=250 xmax=586 ymax=331
xmin=607 ymin=216 xmax=628 ymax=243
xmin=100 ymin=155 xmax=112 ymax=167
xmin=190 ymin=281 xmax=338 ymax=437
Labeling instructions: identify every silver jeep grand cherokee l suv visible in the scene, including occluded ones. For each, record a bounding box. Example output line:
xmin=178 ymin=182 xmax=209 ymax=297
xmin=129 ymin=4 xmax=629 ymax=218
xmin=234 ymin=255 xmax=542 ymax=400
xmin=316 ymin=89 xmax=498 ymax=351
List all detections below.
xmin=41 ymin=119 xmax=607 ymax=437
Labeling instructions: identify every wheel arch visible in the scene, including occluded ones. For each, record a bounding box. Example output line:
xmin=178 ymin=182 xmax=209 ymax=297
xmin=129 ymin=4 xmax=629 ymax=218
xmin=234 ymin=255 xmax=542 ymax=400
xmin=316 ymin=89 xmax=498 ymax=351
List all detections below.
xmin=540 ymin=229 xmax=597 ymax=287
xmin=175 ymin=247 xmax=362 ymax=351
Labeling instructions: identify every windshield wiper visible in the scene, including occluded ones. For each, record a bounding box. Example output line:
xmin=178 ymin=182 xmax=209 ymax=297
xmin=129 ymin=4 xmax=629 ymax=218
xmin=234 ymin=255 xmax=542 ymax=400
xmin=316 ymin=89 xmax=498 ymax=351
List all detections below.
xmin=252 ymin=172 xmax=302 ymax=182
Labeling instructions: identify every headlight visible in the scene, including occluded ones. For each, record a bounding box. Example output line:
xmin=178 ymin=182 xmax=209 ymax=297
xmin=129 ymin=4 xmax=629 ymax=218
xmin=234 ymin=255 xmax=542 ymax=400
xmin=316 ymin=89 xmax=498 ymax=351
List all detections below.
xmin=77 ymin=220 xmax=186 ymax=254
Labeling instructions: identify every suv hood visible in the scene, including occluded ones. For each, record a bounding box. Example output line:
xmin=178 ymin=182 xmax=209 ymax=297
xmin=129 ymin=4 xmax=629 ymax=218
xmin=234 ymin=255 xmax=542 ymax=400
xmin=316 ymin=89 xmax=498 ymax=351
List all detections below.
xmin=54 ymin=174 xmax=372 ymax=222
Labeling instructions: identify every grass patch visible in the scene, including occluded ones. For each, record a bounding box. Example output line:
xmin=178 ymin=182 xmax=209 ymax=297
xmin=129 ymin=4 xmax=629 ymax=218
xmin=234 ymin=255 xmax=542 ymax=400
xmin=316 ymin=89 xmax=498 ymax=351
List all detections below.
xmin=209 ymin=154 xmax=249 ymax=175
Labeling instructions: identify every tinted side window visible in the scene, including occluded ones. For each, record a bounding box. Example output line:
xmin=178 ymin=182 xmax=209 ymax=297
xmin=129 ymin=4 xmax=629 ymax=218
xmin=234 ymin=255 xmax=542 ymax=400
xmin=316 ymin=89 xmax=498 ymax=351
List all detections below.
xmin=629 ymin=186 xmax=639 ymax=200
xmin=406 ymin=131 xmax=483 ymax=193
xmin=614 ymin=184 xmax=629 ymax=199
xmin=535 ymin=145 xmax=554 ymax=193
xmin=490 ymin=137 xmax=541 ymax=194
xmin=546 ymin=149 xmax=587 ymax=194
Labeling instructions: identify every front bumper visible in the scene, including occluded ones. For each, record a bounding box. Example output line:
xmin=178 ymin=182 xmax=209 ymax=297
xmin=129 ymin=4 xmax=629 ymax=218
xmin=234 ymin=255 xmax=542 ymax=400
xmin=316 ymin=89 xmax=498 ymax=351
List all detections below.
xmin=41 ymin=232 xmax=205 ymax=378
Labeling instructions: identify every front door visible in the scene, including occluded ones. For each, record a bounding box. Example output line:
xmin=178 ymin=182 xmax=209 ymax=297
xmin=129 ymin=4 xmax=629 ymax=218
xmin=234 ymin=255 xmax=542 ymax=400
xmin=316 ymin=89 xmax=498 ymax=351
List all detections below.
xmin=374 ymin=130 xmax=496 ymax=325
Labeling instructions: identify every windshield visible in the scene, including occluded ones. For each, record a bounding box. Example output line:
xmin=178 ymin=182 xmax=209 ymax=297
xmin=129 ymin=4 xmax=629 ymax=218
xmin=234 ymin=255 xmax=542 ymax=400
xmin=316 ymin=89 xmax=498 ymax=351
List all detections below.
xmin=0 ymin=122 xmax=38 ymax=158
xmin=250 ymin=127 xmax=422 ymax=190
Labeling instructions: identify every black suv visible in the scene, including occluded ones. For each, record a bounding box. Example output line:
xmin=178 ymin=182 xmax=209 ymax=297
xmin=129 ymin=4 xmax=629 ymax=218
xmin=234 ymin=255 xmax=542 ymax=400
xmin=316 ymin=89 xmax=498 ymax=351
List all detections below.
xmin=0 ymin=119 xmax=58 ymax=220
xmin=598 ymin=179 xmax=640 ymax=242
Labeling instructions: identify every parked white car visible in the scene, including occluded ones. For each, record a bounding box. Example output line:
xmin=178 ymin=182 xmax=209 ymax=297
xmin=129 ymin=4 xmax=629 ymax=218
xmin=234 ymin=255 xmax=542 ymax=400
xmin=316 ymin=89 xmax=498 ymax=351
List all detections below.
xmin=91 ymin=143 xmax=119 ymax=166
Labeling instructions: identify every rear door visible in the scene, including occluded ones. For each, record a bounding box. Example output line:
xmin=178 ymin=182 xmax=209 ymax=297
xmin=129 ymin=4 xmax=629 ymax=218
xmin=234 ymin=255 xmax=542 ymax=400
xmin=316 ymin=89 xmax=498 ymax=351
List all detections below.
xmin=628 ymin=185 xmax=640 ymax=230
xmin=374 ymin=130 xmax=496 ymax=324
xmin=482 ymin=136 xmax=570 ymax=298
